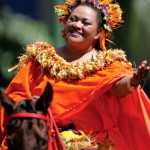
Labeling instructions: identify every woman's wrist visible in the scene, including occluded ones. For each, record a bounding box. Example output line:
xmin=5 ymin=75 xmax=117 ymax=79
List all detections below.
xmin=127 ymin=79 xmax=144 ymax=93
xmin=127 ymin=80 xmax=137 ymax=93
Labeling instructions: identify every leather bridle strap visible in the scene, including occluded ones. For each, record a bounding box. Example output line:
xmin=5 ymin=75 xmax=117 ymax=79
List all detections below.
xmin=9 ymin=113 xmax=47 ymax=121
xmin=8 ymin=111 xmax=66 ymax=150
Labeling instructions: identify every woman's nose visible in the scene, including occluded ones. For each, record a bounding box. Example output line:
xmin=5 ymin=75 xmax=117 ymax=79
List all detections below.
xmin=72 ymin=21 xmax=83 ymax=28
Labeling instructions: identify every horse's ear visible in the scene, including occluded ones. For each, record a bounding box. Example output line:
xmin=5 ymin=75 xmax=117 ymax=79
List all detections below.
xmin=0 ymin=90 xmax=15 ymax=114
xmin=36 ymin=82 xmax=53 ymax=114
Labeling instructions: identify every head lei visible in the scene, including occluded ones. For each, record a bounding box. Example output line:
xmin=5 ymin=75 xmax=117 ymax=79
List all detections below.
xmin=54 ymin=0 xmax=124 ymax=51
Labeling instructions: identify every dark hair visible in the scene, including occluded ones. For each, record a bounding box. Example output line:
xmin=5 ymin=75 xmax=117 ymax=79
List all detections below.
xmin=72 ymin=2 xmax=113 ymax=50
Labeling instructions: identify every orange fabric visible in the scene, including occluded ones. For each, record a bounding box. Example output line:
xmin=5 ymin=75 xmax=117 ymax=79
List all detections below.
xmin=1 ymin=58 xmax=150 ymax=150
xmin=100 ymin=30 xmax=107 ymax=51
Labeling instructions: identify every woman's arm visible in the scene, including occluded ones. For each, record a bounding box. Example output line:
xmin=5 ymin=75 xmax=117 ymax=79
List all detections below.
xmin=110 ymin=60 xmax=150 ymax=98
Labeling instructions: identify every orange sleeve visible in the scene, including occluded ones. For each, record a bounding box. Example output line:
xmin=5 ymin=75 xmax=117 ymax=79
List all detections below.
xmin=52 ymin=61 xmax=132 ymax=122
xmin=6 ymin=59 xmax=47 ymax=101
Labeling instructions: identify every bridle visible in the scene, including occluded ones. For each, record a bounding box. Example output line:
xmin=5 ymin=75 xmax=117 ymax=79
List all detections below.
xmin=9 ymin=113 xmax=47 ymax=121
xmin=8 ymin=108 xmax=66 ymax=150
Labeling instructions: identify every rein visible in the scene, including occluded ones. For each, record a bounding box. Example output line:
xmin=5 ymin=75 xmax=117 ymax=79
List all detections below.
xmin=8 ymin=109 xmax=66 ymax=150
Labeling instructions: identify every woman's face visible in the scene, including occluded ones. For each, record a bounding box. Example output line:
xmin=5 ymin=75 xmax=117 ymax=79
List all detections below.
xmin=65 ymin=5 xmax=100 ymax=46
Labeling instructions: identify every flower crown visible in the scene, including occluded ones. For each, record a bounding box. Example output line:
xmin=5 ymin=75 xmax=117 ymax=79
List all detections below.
xmin=54 ymin=0 xmax=124 ymax=32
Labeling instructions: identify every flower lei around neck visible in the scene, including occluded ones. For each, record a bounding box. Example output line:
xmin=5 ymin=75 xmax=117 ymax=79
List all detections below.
xmin=14 ymin=42 xmax=132 ymax=82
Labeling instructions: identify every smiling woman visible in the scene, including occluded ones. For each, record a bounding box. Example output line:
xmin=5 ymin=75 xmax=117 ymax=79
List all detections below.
xmin=1 ymin=0 xmax=150 ymax=150
xmin=65 ymin=6 xmax=100 ymax=46
xmin=56 ymin=5 xmax=101 ymax=63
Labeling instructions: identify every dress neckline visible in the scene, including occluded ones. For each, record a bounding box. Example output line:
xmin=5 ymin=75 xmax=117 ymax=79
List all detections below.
xmin=14 ymin=42 xmax=131 ymax=82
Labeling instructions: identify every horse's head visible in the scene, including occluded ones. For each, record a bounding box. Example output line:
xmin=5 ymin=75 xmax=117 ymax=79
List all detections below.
xmin=0 ymin=82 xmax=53 ymax=150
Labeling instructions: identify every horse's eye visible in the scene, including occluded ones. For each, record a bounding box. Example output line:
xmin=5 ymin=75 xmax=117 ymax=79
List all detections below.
xmin=7 ymin=119 xmax=21 ymax=133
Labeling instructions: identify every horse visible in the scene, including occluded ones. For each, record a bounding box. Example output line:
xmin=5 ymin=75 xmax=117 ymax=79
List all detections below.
xmin=0 ymin=83 xmax=66 ymax=150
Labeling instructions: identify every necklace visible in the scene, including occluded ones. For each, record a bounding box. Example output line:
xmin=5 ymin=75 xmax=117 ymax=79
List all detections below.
xmin=16 ymin=42 xmax=131 ymax=82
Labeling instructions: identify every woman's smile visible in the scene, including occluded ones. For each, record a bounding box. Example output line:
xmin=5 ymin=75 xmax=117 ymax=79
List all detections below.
xmin=65 ymin=6 xmax=100 ymax=45
xmin=69 ymin=29 xmax=82 ymax=37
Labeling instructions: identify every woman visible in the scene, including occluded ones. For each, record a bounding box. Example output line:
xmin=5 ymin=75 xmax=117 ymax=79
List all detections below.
xmin=1 ymin=0 xmax=150 ymax=150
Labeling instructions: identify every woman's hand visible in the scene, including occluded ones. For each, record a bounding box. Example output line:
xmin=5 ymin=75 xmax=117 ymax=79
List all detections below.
xmin=110 ymin=60 xmax=150 ymax=98
xmin=130 ymin=60 xmax=150 ymax=86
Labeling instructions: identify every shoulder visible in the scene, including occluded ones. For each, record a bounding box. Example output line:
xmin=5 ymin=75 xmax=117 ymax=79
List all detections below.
xmin=102 ymin=49 xmax=132 ymax=70
xmin=25 ymin=41 xmax=55 ymax=56
xmin=103 ymin=48 xmax=127 ymax=62
xmin=14 ymin=42 xmax=55 ymax=71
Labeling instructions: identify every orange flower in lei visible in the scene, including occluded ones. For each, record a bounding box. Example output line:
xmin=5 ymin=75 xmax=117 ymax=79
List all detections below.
xmin=16 ymin=42 xmax=132 ymax=82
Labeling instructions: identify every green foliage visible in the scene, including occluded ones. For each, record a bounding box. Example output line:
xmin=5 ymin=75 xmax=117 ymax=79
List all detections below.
xmin=0 ymin=7 xmax=52 ymax=88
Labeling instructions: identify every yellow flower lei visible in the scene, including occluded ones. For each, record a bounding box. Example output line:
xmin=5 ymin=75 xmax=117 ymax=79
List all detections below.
xmin=60 ymin=130 xmax=116 ymax=150
xmin=16 ymin=42 xmax=132 ymax=82
xmin=60 ymin=130 xmax=101 ymax=150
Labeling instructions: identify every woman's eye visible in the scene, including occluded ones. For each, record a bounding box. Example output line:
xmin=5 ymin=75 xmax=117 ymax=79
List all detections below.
xmin=69 ymin=17 xmax=76 ymax=22
xmin=83 ymin=22 xmax=91 ymax=26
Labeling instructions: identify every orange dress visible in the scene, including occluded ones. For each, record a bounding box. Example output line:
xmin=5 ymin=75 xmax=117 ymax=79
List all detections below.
xmin=1 ymin=58 xmax=150 ymax=150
